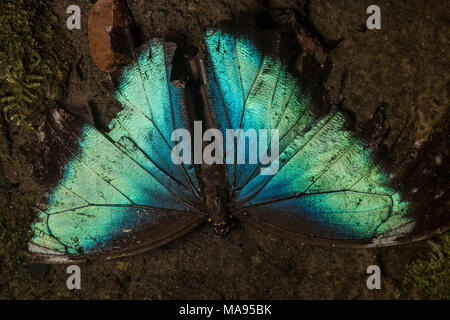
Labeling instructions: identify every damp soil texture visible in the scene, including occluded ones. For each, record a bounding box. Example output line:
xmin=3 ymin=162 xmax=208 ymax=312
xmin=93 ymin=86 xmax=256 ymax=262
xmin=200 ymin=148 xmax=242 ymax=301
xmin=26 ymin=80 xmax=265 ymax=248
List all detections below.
xmin=0 ymin=0 xmax=448 ymax=299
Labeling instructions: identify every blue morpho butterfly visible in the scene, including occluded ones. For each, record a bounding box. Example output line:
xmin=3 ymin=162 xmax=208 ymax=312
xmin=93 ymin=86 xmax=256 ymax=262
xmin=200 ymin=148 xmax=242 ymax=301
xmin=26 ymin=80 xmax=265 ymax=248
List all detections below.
xmin=28 ymin=27 xmax=449 ymax=263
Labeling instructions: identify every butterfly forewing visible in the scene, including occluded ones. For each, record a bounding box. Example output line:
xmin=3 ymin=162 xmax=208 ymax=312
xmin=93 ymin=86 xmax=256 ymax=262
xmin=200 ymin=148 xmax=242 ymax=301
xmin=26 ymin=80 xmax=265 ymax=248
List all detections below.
xmin=203 ymin=30 xmax=443 ymax=246
xmin=30 ymin=39 xmax=204 ymax=262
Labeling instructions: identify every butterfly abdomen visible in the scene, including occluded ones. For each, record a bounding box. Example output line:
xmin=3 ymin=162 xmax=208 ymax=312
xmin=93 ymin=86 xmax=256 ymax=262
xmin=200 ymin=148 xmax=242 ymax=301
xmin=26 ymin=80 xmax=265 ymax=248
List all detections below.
xmin=201 ymin=162 xmax=232 ymax=236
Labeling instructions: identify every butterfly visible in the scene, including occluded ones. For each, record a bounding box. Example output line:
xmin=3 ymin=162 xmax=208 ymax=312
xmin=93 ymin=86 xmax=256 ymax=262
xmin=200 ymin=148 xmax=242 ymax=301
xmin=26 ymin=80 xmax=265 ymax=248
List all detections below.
xmin=28 ymin=23 xmax=449 ymax=263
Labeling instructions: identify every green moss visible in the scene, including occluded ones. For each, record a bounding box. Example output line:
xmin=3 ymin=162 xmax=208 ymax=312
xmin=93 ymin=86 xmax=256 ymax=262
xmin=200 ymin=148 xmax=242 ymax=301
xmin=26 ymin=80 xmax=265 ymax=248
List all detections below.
xmin=396 ymin=233 xmax=450 ymax=299
xmin=0 ymin=0 xmax=69 ymax=130
xmin=0 ymin=1 xmax=72 ymax=295
xmin=0 ymin=187 xmax=36 ymax=274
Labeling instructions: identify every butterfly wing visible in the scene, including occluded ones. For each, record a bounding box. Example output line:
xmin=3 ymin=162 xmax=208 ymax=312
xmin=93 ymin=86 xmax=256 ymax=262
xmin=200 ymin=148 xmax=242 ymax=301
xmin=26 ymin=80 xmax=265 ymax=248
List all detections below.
xmin=29 ymin=39 xmax=204 ymax=262
xmin=204 ymin=30 xmax=447 ymax=246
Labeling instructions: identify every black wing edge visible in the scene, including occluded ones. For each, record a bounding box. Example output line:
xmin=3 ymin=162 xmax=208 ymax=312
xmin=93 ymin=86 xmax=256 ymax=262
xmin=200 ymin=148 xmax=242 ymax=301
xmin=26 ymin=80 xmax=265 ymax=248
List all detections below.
xmin=28 ymin=214 xmax=205 ymax=264
xmin=236 ymin=211 xmax=450 ymax=249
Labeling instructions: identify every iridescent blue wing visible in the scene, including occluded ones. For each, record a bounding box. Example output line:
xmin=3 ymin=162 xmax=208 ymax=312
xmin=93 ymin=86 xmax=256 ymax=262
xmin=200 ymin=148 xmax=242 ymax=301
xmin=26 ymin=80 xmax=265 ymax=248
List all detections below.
xmin=204 ymin=30 xmax=425 ymax=246
xmin=29 ymin=40 xmax=204 ymax=262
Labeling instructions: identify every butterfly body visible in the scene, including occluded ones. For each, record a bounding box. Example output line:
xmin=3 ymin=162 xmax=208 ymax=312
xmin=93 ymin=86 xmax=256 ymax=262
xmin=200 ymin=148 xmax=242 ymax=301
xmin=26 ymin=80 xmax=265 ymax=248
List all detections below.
xmin=184 ymin=57 xmax=233 ymax=236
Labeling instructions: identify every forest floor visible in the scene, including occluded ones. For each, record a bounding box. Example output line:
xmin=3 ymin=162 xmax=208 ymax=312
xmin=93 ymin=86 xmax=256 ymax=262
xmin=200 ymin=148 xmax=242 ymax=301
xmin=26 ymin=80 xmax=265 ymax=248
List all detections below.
xmin=0 ymin=0 xmax=448 ymax=299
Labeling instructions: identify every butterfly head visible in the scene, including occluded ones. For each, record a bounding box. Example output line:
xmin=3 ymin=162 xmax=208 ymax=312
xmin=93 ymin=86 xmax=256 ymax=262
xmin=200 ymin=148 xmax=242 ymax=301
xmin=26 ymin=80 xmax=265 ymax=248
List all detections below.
xmin=205 ymin=194 xmax=231 ymax=238
xmin=213 ymin=221 xmax=230 ymax=238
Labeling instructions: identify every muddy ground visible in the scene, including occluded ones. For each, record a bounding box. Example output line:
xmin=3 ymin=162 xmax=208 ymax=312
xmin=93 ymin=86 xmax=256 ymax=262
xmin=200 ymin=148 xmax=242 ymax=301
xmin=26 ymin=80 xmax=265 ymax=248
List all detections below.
xmin=0 ymin=0 xmax=448 ymax=299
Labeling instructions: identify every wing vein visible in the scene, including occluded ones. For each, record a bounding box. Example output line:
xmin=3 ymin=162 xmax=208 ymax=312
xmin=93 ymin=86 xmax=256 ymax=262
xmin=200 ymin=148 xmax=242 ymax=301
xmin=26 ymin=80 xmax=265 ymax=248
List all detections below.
xmin=47 ymin=203 xmax=197 ymax=216
xmin=243 ymin=189 xmax=394 ymax=208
